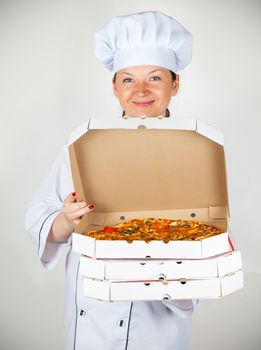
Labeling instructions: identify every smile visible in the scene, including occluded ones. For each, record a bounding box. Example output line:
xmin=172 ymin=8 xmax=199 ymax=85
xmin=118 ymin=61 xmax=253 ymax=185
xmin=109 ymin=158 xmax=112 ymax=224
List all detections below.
xmin=132 ymin=100 xmax=155 ymax=108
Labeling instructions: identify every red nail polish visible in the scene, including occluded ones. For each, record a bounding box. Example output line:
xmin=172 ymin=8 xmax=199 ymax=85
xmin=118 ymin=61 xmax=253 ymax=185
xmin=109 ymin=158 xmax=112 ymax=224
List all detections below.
xmin=88 ymin=204 xmax=94 ymax=210
xmin=72 ymin=192 xmax=76 ymax=197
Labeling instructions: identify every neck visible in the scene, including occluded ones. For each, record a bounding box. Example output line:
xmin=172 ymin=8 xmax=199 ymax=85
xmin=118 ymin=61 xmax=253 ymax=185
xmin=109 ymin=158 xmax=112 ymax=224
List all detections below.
xmin=122 ymin=109 xmax=170 ymax=118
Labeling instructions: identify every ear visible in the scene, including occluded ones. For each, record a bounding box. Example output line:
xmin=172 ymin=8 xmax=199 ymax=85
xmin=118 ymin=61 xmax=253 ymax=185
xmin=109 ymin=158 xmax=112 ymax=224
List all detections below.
xmin=112 ymin=78 xmax=119 ymax=98
xmin=171 ymin=74 xmax=180 ymax=97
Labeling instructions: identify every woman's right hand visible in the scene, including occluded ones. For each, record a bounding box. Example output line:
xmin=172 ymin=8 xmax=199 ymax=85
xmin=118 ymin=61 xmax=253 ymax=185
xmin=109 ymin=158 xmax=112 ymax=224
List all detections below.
xmin=63 ymin=192 xmax=94 ymax=230
xmin=48 ymin=192 xmax=95 ymax=243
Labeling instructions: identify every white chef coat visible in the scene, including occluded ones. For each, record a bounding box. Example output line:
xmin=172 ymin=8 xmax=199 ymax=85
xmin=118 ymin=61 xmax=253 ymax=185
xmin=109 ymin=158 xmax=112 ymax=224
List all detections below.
xmin=25 ymin=135 xmax=198 ymax=350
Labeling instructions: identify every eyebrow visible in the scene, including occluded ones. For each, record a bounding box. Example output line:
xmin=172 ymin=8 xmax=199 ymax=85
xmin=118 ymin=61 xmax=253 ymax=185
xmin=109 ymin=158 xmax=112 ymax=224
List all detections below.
xmin=148 ymin=69 xmax=163 ymax=74
xmin=119 ymin=69 xmax=163 ymax=76
xmin=119 ymin=72 xmax=135 ymax=76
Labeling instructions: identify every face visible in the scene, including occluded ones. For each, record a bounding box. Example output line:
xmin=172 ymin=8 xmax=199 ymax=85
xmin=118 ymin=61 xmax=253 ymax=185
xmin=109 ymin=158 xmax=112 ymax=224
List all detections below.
xmin=112 ymin=65 xmax=179 ymax=117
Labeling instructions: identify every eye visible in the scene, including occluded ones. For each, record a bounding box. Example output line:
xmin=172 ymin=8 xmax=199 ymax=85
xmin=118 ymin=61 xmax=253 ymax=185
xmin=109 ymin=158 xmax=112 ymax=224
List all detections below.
xmin=123 ymin=77 xmax=134 ymax=83
xmin=149 ymin=76 xmax=161 ymax=81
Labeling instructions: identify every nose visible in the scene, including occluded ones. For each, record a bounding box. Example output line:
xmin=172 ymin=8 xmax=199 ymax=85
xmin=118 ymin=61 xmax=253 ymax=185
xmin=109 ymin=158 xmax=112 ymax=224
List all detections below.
xmin=134 ymin=81 xmax=149 ymax=97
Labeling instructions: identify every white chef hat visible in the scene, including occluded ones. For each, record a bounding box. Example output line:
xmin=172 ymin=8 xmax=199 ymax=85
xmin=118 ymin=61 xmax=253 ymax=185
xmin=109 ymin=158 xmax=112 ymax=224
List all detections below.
xmin=95 ymin=11 xmax=192 ymax=74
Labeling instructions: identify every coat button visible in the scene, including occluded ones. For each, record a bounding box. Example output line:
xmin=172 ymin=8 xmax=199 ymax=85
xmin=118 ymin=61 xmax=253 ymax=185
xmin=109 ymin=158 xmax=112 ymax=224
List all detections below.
xmin=118 ymin=320 xmax=126 ymax=327
xmin=79 ymin=310 xmax=86 ymax=316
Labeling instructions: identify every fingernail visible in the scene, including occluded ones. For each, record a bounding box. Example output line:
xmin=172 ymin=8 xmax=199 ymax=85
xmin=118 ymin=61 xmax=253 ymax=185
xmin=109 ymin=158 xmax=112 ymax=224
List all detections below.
xmin=72 ymin=192 xmax=76 ymax=197
xmin=88 ymin=204 xmax=94 ymax=210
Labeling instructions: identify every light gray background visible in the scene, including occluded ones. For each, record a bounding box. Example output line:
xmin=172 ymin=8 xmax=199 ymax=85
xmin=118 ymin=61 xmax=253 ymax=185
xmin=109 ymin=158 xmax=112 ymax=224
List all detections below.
xmin=1 ymin=0 xmax=260 ymax=349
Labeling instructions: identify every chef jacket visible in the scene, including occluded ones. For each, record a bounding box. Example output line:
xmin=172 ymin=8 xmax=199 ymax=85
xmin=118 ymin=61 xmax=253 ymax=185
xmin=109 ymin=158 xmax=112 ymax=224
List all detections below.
xmin=25 ymin=140 xmax=198 ymax=350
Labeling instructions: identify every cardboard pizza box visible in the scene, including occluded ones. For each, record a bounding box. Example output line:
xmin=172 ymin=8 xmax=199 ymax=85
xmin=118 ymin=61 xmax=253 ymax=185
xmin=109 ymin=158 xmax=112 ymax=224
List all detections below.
xmin=81 ymin=270 xmax=244 ymax=301
xmin=79 ymin=250 xmax=242 ymax=281
xmin=69 ymin=117 xmax=230 ymax=259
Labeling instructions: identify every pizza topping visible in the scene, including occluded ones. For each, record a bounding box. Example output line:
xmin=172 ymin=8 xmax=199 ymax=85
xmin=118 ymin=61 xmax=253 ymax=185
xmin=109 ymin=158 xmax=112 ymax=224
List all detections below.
xmin=102 ymin=226 xmax=120 ymax=234
xmin=84 ymin=218 xmax=222 ymax=242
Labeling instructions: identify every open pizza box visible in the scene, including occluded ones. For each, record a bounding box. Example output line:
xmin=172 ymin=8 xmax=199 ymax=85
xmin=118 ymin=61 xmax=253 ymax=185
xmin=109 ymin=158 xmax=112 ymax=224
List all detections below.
xmin=69 ymin=117 xmax=243 ymax=300
xmin=70 ymin=117 xmax=231 ymax=259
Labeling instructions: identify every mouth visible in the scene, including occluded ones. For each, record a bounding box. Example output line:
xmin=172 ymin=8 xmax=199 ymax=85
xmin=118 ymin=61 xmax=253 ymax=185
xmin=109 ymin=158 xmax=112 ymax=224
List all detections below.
xmin=132 ymin=100 xmax=155 ymax=108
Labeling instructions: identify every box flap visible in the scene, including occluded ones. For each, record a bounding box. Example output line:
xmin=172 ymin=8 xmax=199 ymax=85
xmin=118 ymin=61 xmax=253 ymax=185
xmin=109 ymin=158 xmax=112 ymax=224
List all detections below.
xmin=67 ymin=119 xmax=91 ymax=146
xmin=68 ymin=118 xmax=224 ymax=145
xmin=87 ymin=117 xmax=198 ymax=133
xmin=69 ymin=117 xmax=229 ymax=230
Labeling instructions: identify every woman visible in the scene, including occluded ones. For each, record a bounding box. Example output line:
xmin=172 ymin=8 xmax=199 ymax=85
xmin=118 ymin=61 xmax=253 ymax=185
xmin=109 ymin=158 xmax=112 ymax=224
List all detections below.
xmin=25 ymin=11 xmax=197 ymax=350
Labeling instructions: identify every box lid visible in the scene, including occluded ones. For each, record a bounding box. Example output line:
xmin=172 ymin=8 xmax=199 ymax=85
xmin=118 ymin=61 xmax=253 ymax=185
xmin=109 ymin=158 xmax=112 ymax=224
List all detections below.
xmin=68 ymin=117 xmax=229 ymax=232
xmin=79 ymin=250 xmax=242 ymax=280
xmin=82 ymin=270 xmax=244 ymax=301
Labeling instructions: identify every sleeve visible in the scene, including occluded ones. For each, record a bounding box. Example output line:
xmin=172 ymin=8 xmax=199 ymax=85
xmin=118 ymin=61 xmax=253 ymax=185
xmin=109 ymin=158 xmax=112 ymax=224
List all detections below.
xmin=24 ymin=145 xmax=74 ymax=269
xmin=162 ymin=299 xmax=199 ymax=318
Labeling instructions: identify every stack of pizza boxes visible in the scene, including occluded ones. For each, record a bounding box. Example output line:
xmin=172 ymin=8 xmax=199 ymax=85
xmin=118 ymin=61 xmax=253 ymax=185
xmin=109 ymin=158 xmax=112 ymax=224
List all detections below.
xmin=70 ymin=117 xmax=243 ymax=301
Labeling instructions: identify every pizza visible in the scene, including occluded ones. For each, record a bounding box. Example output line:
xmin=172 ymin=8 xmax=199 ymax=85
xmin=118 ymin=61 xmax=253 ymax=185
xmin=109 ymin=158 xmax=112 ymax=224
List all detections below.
xmin=84 ymin=218 xmax=221 ymax=243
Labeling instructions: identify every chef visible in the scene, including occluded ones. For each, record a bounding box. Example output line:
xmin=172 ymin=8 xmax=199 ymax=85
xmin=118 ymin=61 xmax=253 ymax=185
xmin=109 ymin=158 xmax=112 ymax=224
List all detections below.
xmin=25 ymin=11 xmax=197 ymax=350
